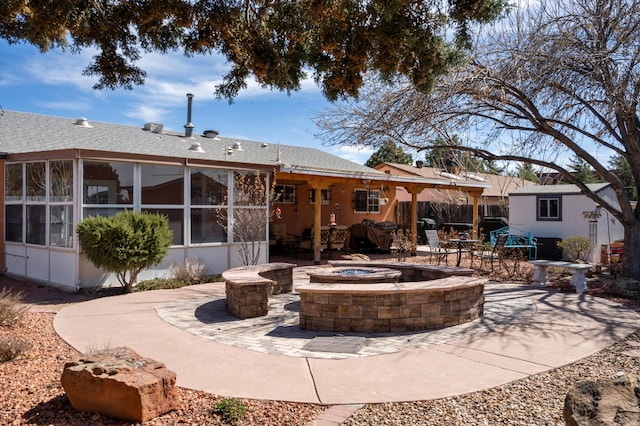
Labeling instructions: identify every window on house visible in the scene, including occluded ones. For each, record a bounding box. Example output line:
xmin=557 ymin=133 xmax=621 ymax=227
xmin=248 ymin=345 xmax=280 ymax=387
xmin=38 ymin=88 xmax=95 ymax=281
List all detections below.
xmin=5 ymin=163 xmax=24 ymax=243
xmin=191 ymin=168 xmax=227 ymax=206
xmin=5 ymin=205 xmax=23 ymax=242
xmin=309 ymin=189 xmax=330 ymax=204
xmin=141 ymin=165 xmax=185 ymax=245
xmin=537 ymin=196 xmax=561 ymax=220
xmin=26 ymin=204 xmax=46 ymax=245
xmin=274 ymin=184 xmax=296 ymax=204
xmin=26 ymin=162 xmax=46 ymax=202
xmin=50 ymin=160 xmax=73 ymax=202
xmin=354 ymin=189 xmax=380 ymax=213
xmin=142 ymin=208 xmax=184 ymax=246
xmin=191 ymin=208 xmax=227 ymax=243
xmin=83 ymin=161 xmax=134 ymax=206
xmin=5 ymin=163 xmax=23 ymax=202
xmin=5 ymin=161 xmax=76 ymax=247
xmin=49 ymin=160 xmax=74 ymax=248
xmin=50 ymin=205 xmax=74 ymax=247
xmin=190 ymin=169 xmax=228 ymax=244
xmin=234 ymin=172 xmax=268 ymax=206
xmin=141 ymin=164 xmax=184 ymax=205
xmin=232 ymin=208 xmax=267 ymax=243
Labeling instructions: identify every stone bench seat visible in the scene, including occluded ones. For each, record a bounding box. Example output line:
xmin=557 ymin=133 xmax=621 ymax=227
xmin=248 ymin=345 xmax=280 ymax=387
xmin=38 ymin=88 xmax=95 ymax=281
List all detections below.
xmin=222 ymin=262 xmax=296 ymax=318
xmin=296 ymin=276 xmax=486 ymax=333
xmin=529 ymin=260 xmax=592 ymax=293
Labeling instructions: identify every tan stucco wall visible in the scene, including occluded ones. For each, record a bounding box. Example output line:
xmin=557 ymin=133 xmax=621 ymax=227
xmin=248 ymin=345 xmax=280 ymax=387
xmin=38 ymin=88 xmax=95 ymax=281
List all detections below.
xmin=271 ymin=181 xmax=398 ymax=237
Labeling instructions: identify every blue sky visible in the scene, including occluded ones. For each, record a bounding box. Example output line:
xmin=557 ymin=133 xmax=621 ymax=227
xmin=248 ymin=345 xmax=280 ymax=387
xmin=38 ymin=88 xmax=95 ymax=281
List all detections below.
xmin=0 ymin=40 xmax=375 ymax=165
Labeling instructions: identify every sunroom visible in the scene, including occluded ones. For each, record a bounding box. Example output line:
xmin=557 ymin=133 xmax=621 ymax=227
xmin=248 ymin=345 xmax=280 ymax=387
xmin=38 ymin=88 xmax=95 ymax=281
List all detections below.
xmin=4 ymin=156 xmax=274 ymax=291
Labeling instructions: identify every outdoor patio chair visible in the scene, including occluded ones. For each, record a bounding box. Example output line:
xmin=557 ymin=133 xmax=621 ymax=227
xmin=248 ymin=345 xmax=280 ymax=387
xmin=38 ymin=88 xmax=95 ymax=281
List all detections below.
xmin=296 ymin=226 xmax=330 ymax=259
xmin=424 ymin=230 xmax=457 ymax=265
xmin=327 ymin=225 xmax=350 ymax=258
xmin=471 ymin=233 xmax=509 ymax=272
xmin=269 ymin=222 xmax=297 ymax=254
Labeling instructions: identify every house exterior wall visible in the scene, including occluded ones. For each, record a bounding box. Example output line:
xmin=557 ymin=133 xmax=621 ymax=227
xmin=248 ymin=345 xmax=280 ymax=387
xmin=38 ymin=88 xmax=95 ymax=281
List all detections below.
xmin=509 ymin=186 xmax=624 ymax=262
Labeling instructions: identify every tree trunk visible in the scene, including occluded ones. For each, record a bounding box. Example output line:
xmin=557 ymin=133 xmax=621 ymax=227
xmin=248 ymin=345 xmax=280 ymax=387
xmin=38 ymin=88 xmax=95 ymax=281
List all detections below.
xmin=622 ymin=222 xmax=640 ymax=280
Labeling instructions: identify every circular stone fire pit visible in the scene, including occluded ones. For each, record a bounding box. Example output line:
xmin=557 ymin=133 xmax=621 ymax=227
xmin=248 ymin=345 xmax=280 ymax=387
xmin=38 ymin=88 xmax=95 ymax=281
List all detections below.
xmin=307 ymin=267 xmax=401 ymax=284
xmin=297 ymin=262 xmax=485 ymax=333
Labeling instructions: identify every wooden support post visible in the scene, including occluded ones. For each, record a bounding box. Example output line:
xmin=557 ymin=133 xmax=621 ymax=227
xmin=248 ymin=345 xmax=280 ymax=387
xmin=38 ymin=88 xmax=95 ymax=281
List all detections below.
xmin=471 ymin=191 xmax=480 ymax=239
xmin=410 ymin=187 xmax=418 ymax=255
xmin=313 ymin=187 xmax=322 ymax=264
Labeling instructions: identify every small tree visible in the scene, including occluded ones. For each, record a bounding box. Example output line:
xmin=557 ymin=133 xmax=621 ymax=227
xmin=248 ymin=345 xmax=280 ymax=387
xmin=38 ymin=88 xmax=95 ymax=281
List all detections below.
xmin=217 ymin=171 xmax=276 ymax=266
xmin=557 ymin=236 xmax=593 ymax=262
xmin=76 ymin=211 xmax=172 ymax=293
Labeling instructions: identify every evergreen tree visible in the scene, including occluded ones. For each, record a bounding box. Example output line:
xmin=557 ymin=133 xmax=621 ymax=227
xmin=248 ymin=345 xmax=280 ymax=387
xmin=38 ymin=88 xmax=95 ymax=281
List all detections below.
xmin=569 ymin=155 xmax=599 ymax=184
xmin=513 ymin=163 xmax=538 ymax=183
xmin=365 ymin=141 xmax=412 ymax=168
xmin=1 ymin=0 xmax=507 ymax=100
xmin=424 ymin=136 xmax=504 ymax=174
xmin=609 ymin=155 xmax=638 ymax=201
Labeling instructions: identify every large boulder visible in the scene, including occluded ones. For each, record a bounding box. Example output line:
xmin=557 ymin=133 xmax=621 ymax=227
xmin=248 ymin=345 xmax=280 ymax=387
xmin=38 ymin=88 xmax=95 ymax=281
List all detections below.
xmin=61 ymin=347 xmax=180 ymax=422
xmin=608 ymin=277 xmax=640 ymax=299
xmin=563 ymin=373 xmax=640 ymax=425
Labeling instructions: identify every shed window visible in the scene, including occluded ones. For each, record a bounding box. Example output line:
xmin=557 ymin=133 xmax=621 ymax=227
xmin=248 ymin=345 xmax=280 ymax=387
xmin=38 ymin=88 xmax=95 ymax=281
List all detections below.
xmin=537 ymin=196 xmax=561 ymax=221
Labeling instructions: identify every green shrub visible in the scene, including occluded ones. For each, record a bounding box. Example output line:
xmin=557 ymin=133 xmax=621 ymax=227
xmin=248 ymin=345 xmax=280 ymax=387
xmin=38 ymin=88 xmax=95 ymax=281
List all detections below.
xmin=557 ymin=236 xmax=593 ymax=262
xmin=211 ymin=398 xmax=247 ymax=424
xmin=76 ymin=211 xmax=173 ymax=293
xmin=135 ymin=274 xmax=223 ymax=292
xmin=0 ymin=288 xmax=29 ymax=327
xmin=134 ymin=278 xmax=191 ymax=292
xmin=0 ymin=336 xmax=32 ymax=362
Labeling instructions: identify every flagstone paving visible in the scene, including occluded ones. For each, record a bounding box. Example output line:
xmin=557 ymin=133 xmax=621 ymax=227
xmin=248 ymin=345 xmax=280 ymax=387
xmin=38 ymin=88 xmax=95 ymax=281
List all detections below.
xmin=156 ymin=265 xmax=536 ymax=360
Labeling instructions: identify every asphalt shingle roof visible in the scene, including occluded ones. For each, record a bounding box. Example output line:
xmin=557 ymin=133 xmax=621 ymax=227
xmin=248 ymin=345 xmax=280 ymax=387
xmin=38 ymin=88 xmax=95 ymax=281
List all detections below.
xmin=0 ymin=110 xmax=375 ymax=174
xmin=0 ymin=110 xmax=492 ymax=189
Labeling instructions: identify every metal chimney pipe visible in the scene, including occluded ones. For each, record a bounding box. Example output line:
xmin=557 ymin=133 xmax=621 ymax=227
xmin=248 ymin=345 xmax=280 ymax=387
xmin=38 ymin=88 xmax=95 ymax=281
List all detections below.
xmin=184 ymin=93 xmax=194 ymax=137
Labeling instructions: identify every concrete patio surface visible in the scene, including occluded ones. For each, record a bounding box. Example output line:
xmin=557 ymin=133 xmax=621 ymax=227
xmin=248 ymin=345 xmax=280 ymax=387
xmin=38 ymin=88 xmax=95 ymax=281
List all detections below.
xmin=53 ymin=266 xmax=640 ymax=405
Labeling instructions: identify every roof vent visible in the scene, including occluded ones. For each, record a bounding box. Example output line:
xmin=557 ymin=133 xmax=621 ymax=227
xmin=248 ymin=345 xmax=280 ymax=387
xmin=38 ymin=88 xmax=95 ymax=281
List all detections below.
xmin=74 ymin=117 xmax=92 ymax=128
xmin=415 ymin=160 xmax=424 ymax=168
xmin=203 ymin=130 xmax=219 ymax=139
xmin=232 ymin=141 xmax=243 ymax=151
xmin=261 ymin=143 xmax=268 ymax=148
xmin=143 ymin=122 xmax=163 ymax=133
xmin=188 ymin=141 xmax=205 ymax=153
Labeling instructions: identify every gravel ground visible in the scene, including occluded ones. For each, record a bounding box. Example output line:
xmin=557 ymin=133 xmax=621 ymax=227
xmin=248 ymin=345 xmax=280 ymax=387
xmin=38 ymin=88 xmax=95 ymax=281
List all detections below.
xmin=1 ymin=257 xmax=640 ymax=426
xmin=345 ymin=333 xmax=640 ymax=425
xmin=343 ymin=257 xmax=640 ymax=425
xmin=0 ymin=278 xmax=324 ymax=426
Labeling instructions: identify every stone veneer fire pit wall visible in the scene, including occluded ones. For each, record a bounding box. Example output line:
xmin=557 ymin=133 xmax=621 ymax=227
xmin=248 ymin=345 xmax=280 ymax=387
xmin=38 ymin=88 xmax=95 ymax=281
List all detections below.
xmin=297 ymin=261 xmax=485 ymax=333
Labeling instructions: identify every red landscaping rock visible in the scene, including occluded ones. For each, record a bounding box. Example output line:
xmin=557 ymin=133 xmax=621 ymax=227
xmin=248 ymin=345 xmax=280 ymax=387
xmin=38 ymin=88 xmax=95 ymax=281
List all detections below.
xmin=61 ymin=347 xmax=180 ymax=422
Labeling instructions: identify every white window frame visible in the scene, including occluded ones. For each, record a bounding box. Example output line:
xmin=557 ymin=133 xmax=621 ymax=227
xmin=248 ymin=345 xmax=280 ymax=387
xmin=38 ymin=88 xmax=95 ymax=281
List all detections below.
xmin=536 ymin=195 xmax=561 ymax=221
xmin=354 ymin=188 xmax=380 ymax=213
